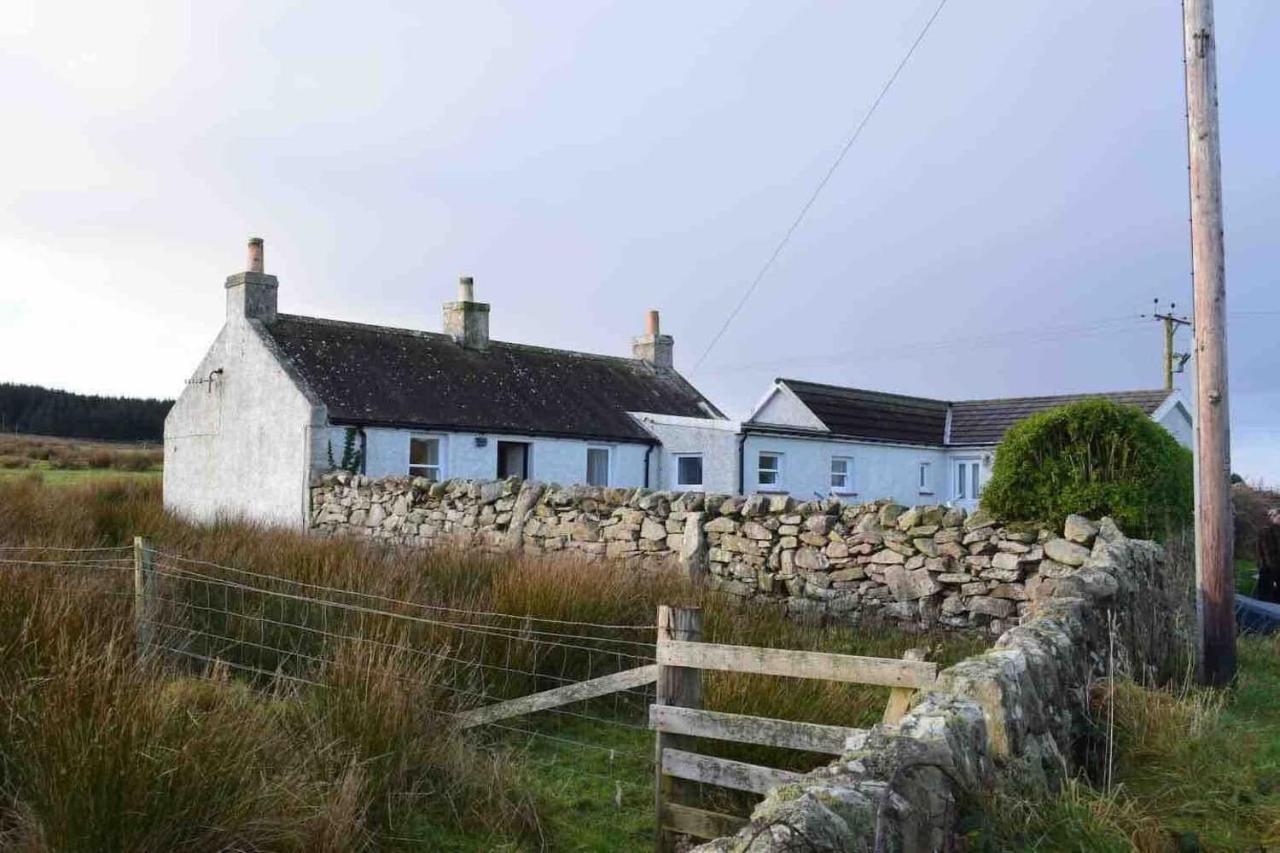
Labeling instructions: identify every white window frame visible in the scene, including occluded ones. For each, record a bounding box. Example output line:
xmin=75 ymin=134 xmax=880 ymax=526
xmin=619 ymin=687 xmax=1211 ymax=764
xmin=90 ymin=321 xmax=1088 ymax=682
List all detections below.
xmin=756 ymin=451 xmax=784 ymax=491
xmin=673 ymin=453 xmax=705 ymax=491
xmin=918 ymin=461 xmax=933 ymax=495
xmin=586 ymin=446 xmax=611 ymax=487
xmin=830 ymin=455 xmax=854 ymax=495
xmin=408 ymin=434 xmax=445 ymax=481
xmin=955 ymin=459 xmax=981 ymax=501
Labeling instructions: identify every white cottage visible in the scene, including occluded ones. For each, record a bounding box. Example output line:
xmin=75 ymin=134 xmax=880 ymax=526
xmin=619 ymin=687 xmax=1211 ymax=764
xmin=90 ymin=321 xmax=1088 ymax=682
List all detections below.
xmin=163 ymin=239 xmax=724 ymax=526
xmin=735 ymin=379 xmax=1193 ymax=510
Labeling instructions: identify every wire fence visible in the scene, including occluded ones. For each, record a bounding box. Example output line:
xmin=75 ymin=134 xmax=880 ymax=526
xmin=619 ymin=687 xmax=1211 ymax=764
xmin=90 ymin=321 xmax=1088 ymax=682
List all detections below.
xmin=0 ymin=542 xmax=661 ymax=793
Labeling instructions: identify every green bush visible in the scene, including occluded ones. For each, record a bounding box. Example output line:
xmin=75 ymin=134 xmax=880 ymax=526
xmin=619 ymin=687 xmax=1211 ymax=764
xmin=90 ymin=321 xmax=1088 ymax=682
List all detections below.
xmin=980 ymin=398 xmax=1192 ymax=538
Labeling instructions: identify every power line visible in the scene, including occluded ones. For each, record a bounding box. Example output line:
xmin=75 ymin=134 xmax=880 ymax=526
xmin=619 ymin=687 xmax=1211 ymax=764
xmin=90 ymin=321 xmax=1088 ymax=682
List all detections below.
xmin=700 ymin=314 xmax=1146 ymax=374
xmin=693 ymin=0 xmax=952 ymax=373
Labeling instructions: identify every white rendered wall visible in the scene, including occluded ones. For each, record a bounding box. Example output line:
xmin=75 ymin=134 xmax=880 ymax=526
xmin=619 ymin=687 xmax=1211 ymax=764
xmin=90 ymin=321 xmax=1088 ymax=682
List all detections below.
xmin=164 ymin=320 xmax=325 ymax=528
xmin=741 ymin=434 xmax=949 ymax=505
xmin=327 ymin=425 xmax=652 ymax=488
xmin=632 ymin=413 xmax=741 ymax=493
xmin=1156 ymin=403 xmax=1193 ymax=448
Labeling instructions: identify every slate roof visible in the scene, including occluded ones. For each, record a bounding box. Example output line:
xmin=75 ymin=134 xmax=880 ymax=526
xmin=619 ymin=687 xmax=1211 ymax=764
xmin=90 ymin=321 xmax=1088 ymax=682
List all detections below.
xmin=947 ymin=389 xmax=1172 ymax=446
xmin=772 ymin=380 xmax=948 ymax=445
xmin=262 ymin=314 xmax=721 ymax=443
xmin=757 ymin=379 xmax=1173 ymax=448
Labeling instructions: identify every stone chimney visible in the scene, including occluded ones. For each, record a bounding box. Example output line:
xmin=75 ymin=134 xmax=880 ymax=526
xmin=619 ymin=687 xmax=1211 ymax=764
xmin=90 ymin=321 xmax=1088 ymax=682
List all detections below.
xmin=225 ymin=236 xmax=278 ymax=323
xmin=443 ymin=275 xmax=490 ymax=350
xmin=632 ymin=309 xmax=673 ymax=368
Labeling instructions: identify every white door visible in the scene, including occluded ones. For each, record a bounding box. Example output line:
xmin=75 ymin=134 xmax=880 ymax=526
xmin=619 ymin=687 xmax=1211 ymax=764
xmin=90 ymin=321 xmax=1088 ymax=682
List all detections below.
xmin=954 ymin=459 xmax=982 ymax=510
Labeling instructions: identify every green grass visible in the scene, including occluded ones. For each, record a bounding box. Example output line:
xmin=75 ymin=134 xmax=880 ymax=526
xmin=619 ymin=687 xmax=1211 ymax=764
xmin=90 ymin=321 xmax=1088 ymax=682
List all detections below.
xmin=970 ymin=632 xmax=1280 ymax=851
xmin=0 ymin=465 xmax=161 ymax=485
xmin=1237 ymin=558 xmax=1259 ymax=596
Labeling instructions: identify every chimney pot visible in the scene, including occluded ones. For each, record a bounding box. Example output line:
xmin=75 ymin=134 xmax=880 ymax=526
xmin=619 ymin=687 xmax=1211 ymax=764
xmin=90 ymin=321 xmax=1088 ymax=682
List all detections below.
xmin=247 ymin=237 xmax=264 ymax=273
xmin=443 ymin=276 xmax=490 ymax=350
xmin=632 ymin=308 xmax=673 ymax=368
xmin=226 ymin=236 xmax=277 ymax=323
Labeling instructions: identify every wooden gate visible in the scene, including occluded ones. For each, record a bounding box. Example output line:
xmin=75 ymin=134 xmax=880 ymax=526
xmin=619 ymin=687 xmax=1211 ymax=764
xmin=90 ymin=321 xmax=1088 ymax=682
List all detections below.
xmin=651 ymin=605 xmax=938 ymax=849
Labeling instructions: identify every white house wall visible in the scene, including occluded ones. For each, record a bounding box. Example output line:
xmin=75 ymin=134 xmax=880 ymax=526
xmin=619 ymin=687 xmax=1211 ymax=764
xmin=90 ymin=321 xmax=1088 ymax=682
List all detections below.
xmin=323 ymin=425 xmax=652 ymax=488
xmin=1155 ymin=401 xmax=1193 ymax=448
xmin=742 ymin=434 xmax=949 ymax=505
xmin=164 ymin=320 xmax=325 ymax=527
xmin=631 ymin=413 xmax=741 ymax=493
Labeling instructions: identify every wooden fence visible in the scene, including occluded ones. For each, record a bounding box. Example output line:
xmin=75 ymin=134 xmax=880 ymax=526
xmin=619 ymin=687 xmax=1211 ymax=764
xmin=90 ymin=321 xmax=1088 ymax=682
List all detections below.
xmin=650 ymin=605 xmax=938 ymax=850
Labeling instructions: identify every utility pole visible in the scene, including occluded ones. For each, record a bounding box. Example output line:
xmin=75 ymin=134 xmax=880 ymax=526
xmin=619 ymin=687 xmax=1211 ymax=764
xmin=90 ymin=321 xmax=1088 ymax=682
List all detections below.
xmin=1148 ymin=299 xmax=1191 ymax=391
xmin=1183 ymin=0 xmax=1234 ymax=686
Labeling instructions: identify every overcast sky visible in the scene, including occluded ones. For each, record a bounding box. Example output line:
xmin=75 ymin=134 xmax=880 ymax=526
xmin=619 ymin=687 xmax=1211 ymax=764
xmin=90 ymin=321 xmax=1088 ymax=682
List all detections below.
xmin=1 ymin=1 xmax=1275 ymax=480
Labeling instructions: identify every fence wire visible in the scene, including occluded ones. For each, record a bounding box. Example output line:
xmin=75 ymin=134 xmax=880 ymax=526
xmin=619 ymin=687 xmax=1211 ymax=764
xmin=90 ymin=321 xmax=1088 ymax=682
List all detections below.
xmin=2 ymin=544 xmax=660 ymax=798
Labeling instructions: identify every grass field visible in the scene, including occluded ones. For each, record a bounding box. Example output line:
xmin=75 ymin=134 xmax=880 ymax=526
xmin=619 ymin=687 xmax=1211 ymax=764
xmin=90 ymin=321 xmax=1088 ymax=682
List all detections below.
xmin=0 ymin=433 xmax=161 ymax=481
xmin=0 ymin=476 xmax=985 ymax=851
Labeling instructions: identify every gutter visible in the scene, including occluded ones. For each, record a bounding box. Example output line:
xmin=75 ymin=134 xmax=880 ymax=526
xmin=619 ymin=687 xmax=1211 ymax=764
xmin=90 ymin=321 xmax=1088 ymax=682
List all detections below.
xmin=736 ymin=432 xmax=747 ymax=496
xmin=328 ymin=416 xmax=658 ymax=447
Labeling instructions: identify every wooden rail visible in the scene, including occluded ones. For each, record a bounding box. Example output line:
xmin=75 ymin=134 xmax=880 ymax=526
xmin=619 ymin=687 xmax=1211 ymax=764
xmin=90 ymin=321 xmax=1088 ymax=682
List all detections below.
xmin=656 ymin=639 xmax=936 ymax=688
xmin=458 ymin=664 xmax=657 ymax=729
xmin=650 ymin=705 xmax=863 ymax=755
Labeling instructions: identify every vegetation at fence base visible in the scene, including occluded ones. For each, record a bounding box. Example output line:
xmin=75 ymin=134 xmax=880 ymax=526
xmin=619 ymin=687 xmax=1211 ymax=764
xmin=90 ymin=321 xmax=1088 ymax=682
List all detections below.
xmin=0 ymin=476 xmax=986 ymax=851
xmin=968 ymin=632 xmax=1280 ymax=851
xmin=980 ymin=399 xmax=1193 ymax=539
xmin=0 ymin=433 xmax=162 ymax=474
xmin=0 ymin=563 xmax=540 ymax=851
xmin=0 ymin=381 xmax=171 ymax=442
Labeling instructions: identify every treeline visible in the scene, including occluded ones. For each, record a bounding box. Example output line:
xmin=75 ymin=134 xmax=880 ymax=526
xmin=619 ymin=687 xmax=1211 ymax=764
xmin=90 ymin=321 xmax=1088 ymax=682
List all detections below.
xmin=0 ymin=383 xmax=172 ymax=443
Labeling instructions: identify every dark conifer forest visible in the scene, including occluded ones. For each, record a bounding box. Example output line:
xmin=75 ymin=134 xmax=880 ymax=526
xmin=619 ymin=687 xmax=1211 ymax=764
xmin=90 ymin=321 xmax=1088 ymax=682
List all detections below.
xmin=0 ymin=383 xmax=171 ymax=442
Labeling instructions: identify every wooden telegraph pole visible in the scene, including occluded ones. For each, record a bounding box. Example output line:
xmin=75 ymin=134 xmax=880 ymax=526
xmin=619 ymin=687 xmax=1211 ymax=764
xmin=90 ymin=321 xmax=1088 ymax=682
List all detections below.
xmin=1183 ymin=0 xmax=1235 ymax=685
xmin=1149 ymin=299 xmax=1191 ymax=391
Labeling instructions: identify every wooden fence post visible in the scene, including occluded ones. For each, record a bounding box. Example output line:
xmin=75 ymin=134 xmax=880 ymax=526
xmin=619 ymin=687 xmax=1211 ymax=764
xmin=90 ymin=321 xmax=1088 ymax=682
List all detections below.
xmin=133 ymin=536 xmax=155 ymax=661
xmin=655 ymin=604 xmax=703 ymax=853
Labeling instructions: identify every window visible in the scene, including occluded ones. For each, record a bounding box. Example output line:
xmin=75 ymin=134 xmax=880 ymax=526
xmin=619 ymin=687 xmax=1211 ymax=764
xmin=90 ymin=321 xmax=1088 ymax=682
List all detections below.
xmin=675 ymin=454 xmax=703 ymax=489
xmin=956 ymin=460 xmax=980 ymax=500
xmin=409 ymin=436 xmax=442 ymax=481
xmin=586 ymin=447 xmax=610 ymax=486
xmin=830 ymin=456 xmax=852 ymax=493
xmin=757 ymin=452 xmax=782 ymax=490
xmin=918 ymin=462 xmax=932 ymax=494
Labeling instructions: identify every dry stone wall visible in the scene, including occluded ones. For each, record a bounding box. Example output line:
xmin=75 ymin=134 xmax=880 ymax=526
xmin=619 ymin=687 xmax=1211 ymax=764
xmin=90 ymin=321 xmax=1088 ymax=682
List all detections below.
xmin=691 ymin=521 xmax=1193 ymax=852
xmin=311 ymin=473 xmax=1111 ymax=634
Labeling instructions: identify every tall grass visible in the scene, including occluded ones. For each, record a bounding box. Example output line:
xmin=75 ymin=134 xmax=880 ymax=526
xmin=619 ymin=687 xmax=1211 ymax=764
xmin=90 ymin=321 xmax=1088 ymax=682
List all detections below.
xmin=0 ymin=477 xmax=985 ymax=850
xmin=971 ymin=633 xmax=1280 ymax=851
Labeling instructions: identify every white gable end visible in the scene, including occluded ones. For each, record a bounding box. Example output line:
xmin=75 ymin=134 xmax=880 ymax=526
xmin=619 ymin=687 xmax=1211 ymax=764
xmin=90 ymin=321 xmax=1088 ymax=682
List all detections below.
xmin=749 ymin=384 xmax=827 ymax=431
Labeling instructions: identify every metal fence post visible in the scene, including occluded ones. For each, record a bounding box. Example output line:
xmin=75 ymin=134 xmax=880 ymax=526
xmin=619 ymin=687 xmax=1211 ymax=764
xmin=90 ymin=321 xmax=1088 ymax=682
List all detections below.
xmin=654 ymin=604 xmax=703 ymax=852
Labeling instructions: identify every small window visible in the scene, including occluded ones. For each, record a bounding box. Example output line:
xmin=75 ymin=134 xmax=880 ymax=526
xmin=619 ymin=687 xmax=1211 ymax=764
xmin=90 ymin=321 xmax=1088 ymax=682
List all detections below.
xmin=757 ymin=452 xmax=782 ymax=489
xmin=918 ymin=462 xmax=932 ymax=493
xmin=956 ymin=460 xmax=980 ymax=500
xmin=830 ymin=456 xmax=852 ymax=492
xmin=675 ymin=454 xmax=703 ymax=489
xmin=409 ymin=436 xmax=442 ymax=481
xmin=586 ymin=447 xmax=610 ymax=486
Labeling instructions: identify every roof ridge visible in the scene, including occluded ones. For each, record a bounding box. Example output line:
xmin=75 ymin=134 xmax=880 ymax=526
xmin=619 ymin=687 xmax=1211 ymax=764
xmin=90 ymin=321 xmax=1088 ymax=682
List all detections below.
xmin=273 ymin=313 xmax=645 ymax=366
xmin=952 ymin=388 xmax=1171 ymax=406
xmin=777 ymin=377 xmax=948 ymax=406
